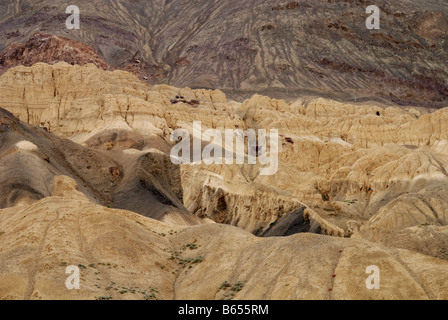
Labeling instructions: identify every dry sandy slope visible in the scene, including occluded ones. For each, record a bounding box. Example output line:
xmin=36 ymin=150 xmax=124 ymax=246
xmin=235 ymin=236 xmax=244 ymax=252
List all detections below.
xmin=0 ymin=175 xmax=447 ymax=300
xmin=0 ymin=105 xmax=202 ymax=225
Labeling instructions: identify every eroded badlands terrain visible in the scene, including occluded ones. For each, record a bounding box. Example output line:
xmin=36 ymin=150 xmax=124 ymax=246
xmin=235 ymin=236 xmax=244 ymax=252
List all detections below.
xmin=0 ymin=63 xmax=447 ymax=299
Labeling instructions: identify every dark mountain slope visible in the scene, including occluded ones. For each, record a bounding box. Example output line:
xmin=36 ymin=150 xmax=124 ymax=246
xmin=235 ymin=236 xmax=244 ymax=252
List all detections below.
xmin=0 ymin=0 xmax=447 ymax=106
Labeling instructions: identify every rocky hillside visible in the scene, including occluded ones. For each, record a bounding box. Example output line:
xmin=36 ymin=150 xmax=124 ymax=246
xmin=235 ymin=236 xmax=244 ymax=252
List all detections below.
xmin=0 ymin=62 xmax=447 ymax=254
xmin=0 ymin=0 xmax=447 ymax=106
xmin=0 ymin=106 xmax=200 ymax=225
xmin=0 ymin=62 xmax=447 ymax=299
xmin=1 ymin=177 xmax=447 ymax=300
xmin=0 ymin=33 xmax=108 ymax=74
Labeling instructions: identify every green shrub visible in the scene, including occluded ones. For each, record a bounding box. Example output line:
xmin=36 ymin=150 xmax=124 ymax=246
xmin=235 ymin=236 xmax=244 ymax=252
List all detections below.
xmin=231 ymin=281 xmax=244 ymax=292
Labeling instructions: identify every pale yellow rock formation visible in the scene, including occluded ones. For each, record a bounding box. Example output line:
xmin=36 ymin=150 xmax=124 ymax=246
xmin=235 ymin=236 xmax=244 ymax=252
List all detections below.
xmin=0 ymin=183 xmax=447 ymax=300
xmin=1 ymin=62 xmax=447 ymax=262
